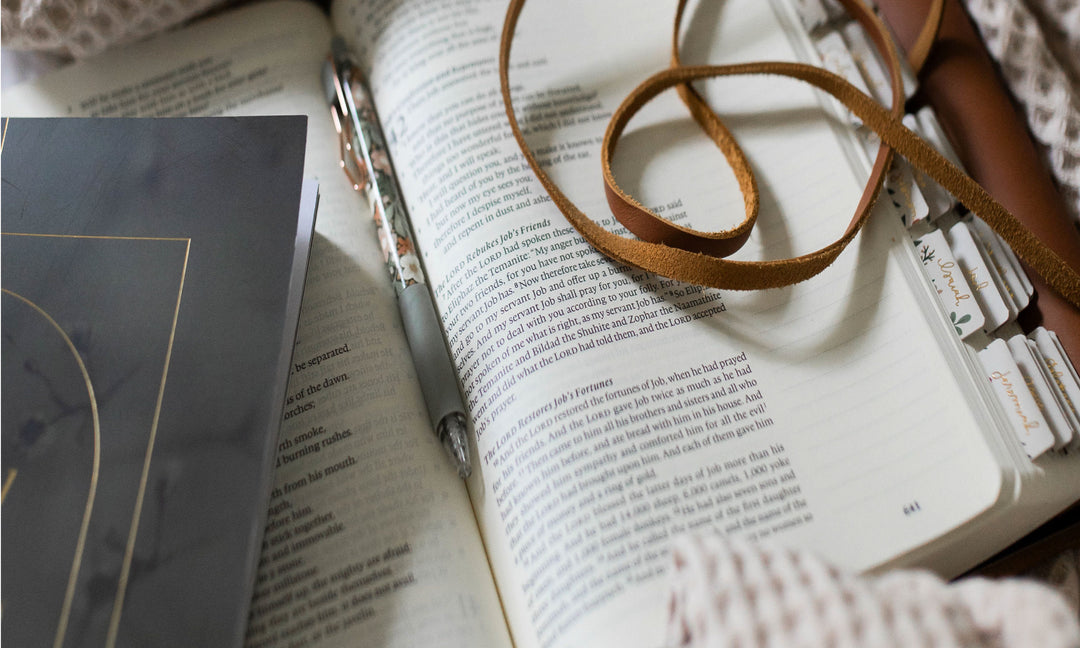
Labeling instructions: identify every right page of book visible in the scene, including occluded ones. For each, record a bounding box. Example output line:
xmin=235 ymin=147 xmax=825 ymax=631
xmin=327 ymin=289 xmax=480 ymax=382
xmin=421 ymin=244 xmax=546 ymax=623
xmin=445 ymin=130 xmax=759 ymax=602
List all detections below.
xmin=332 ymin=0 xmax=1059 ymax=646
xmin=3 ymin=4 xmax=515 ymax=647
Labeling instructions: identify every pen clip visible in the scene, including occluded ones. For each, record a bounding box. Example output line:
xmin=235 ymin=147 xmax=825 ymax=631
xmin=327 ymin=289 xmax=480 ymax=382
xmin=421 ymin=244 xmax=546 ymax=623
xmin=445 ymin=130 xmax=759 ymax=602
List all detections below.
xmin=323 ymin=55 xmax=368 ymax=192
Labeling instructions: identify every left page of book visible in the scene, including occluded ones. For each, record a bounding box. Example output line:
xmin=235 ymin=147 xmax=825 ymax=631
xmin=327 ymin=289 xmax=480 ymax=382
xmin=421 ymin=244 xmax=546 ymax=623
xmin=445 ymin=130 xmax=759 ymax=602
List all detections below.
xmin=1 ymin=3 xmax=513 ymax=647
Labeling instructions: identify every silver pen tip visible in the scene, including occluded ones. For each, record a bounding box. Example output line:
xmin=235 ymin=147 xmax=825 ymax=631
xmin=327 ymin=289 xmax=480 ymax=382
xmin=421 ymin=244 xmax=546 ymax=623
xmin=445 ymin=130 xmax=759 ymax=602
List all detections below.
xmin=438 ymin=413 xmax=471 ymax=479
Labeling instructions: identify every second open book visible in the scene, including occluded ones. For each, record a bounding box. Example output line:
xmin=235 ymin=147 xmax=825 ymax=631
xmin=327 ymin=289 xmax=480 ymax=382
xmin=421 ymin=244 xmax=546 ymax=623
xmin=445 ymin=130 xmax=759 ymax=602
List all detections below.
xmin=6 ymin=0 xmax=1079 ymax=646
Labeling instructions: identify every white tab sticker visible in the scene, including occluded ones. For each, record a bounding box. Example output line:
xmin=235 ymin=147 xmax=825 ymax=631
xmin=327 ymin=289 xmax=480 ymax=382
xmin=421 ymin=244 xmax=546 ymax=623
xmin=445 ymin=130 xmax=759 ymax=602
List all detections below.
xmin=1031 ymin=327 xmax=1080 ymax=434
xmin=945 ymin=221 xmax=1014 ymax=331
xmin=791 ymin=0 xmax=831 ymax=32
xmin=961 ymin=220 xmax=1020 ymax=325
xmin=841 ymin=21 xmax=917 ymax=106
xmin=1027 ymin=339 xmax=1078 ymax=445
xmin=902 ymin=114 xmax=955 ymax=220
xmin=880 ymin=158 xmax=931 ymax=228
xmin=966 ymin=216 xmax=1033 ymax=313
xmin=979 ymin=338 xmax=1055 ymax=458
xmin=813 ymin=31 xmax=871 ymax=124
xmin=912 ymin=228 xmax=985 ymax=339
xmin=1006 ymin=335 xmax=1073 ymax=447
xmin=818 ymin=0 xmax=850 ymax=22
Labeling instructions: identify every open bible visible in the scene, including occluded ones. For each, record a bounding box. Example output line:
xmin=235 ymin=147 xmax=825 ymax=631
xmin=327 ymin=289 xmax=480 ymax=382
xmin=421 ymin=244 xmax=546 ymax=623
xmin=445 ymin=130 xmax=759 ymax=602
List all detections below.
xmin=5 ymin=0 xmax=1080 ymax=646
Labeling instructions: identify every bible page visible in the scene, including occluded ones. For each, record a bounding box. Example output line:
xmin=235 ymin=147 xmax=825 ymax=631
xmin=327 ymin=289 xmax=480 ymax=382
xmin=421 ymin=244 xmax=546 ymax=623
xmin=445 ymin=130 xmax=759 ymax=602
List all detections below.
xmin=2 ymin=3 xmax=513 ymax=647
xmin=330 ymin=0 xmax=1022 ymax=646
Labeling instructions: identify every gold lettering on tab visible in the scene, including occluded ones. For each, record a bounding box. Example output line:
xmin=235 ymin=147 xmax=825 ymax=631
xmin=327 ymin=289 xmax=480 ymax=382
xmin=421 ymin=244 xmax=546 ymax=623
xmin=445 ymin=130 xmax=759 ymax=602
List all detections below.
xmin=965 ymin=267 xmax=988 ymax=292
xmin=990 ymin=370 xmax=1040 ymax=431
xmin=1046 ymin=359 xmax=1077 ymax=413
xmin=937 ymin=258 xmax=971 ymax=307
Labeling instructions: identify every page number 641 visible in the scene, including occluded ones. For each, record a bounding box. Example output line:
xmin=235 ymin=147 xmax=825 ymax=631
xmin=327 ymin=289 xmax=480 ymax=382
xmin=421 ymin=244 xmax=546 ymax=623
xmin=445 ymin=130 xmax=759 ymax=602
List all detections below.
xmin=903 ymin=501 xmax=922 ymax=516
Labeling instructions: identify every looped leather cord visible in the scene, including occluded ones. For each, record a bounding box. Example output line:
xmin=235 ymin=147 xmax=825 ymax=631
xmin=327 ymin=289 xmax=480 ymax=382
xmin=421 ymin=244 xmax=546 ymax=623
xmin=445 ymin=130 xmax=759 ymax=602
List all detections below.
xmin=906 ymin=0 xmax=946 ymax=74
xmin=600 ymin=0 xmax=940 ymax=257
xmin=602 ymin=0 xmax=901 ymax=273
xmin=600 ymin=0 xmax=760 ymax=257
xmin=498 ymin=0 xmax=1080 ymax=306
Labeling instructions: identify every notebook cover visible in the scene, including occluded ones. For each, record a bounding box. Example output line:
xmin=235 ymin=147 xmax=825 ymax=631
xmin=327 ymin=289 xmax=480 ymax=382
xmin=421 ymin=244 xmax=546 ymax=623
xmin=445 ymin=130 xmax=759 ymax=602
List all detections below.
xmin=1 ymin=116 xmax=313 ymax=647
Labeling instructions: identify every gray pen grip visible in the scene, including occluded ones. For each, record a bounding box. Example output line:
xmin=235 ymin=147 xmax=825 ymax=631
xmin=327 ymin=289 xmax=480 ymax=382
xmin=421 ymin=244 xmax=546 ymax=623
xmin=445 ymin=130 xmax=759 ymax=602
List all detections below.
xmin=398 ymin=283 xmax=465 ymax=428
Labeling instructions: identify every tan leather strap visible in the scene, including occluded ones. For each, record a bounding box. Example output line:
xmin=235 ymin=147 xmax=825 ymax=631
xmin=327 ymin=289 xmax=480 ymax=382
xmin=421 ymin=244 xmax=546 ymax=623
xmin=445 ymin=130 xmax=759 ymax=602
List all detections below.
xmin=907 ymin=0 xmax=946 ymax=73
xmin=598 ymin=0 xmax=759 ymax=257
xmin=498 ymin=0 xmax=1080 ymax=307
xmin=601 ymin=0 xmax=903 ymax=266
xmin=600 ymin=0 xmax=902 ymax=258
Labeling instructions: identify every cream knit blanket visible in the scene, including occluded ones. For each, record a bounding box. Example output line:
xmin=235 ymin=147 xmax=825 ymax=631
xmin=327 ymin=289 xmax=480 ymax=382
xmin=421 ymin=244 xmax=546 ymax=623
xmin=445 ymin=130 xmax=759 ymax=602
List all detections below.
xmin=1 ymin=0 xmax=225 ymax=58
xmin=960 ymin=0 xmax=1080 ymax=225
xmin=667 ymin=535 xmax=1080 ymax=648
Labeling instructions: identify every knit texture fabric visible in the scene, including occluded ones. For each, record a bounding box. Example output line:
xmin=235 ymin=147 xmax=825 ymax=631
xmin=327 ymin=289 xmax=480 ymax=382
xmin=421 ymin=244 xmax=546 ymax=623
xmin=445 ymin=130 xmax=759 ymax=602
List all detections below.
xmin=1 ymin=0 xmax=226 ymax=58
xmin=666 ymin=535 xmax=1080 ymax=648
xmin=960 ymin=0 xmax=1080 ymax=226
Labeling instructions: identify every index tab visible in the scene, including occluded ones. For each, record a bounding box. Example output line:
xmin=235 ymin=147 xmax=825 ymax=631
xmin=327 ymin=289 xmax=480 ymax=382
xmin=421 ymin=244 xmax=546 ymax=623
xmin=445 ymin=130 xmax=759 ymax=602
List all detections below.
xmin=978 ymin=338 xmax=1055 ymax=459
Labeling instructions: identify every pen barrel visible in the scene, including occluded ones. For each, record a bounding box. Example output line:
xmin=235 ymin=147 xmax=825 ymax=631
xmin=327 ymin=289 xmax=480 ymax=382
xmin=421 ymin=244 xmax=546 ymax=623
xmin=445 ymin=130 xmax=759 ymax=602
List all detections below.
xmin=398 ymin=283 xmax=467 ymax=429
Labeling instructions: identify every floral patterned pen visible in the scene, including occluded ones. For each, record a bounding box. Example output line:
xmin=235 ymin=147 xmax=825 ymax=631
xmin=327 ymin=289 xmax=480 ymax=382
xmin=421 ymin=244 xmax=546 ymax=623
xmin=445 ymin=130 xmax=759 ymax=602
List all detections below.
xmin=324 ymin=37 xmax=471 ymax=478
